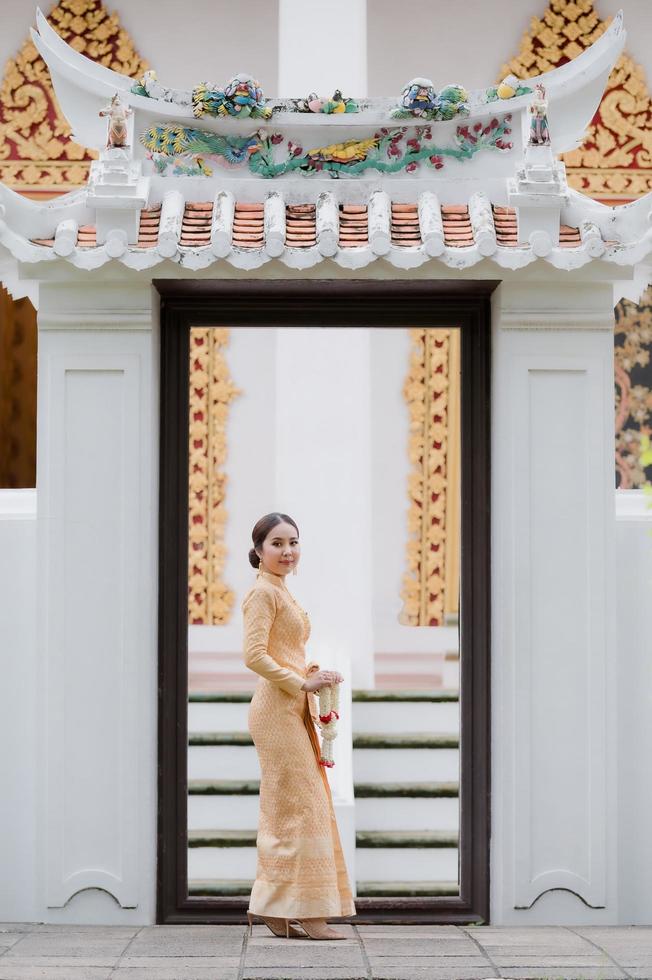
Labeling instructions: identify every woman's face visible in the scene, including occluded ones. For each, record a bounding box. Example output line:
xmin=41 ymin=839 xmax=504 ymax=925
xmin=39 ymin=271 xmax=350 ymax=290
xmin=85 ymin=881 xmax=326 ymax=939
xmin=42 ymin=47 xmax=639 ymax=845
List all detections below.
xmin=258 ymin=521 xmax=301 ymax=576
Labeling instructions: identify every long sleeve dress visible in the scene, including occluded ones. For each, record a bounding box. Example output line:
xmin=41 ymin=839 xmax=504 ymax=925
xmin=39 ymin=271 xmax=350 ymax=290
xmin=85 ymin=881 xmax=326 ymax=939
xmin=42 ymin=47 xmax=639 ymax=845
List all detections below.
xmin=241 ymin=567 xmax=356 ymax=920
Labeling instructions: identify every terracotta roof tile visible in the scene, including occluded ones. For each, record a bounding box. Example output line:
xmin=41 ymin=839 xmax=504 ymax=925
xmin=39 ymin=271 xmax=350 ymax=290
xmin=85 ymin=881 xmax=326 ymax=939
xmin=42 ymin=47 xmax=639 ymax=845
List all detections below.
xmin=136 ymin=204 xmax=161 ymax=248
xmin=391 ymin=203 xmax=421 ymax=247
xmin=339 ymin=204 xmax=368 ymax=247
xmin=441 ymin=205 xmax=474 ymax=247
xmin=232 ymin=202 xmax=264 ymax=249
xmin=24 ymin=200 xmax=601 ymax=256
xmin=492 ymin=205 xmax=519 ymax=247
xmin=559 ymin=223 xmax=582 ymax=247
xmin=285 ymin=203 xmax=316 ymax=248
xmin=76 ymin=225 xmax=97 ymax=248
xmin=180 ymin=202 xmax=212 ymax=248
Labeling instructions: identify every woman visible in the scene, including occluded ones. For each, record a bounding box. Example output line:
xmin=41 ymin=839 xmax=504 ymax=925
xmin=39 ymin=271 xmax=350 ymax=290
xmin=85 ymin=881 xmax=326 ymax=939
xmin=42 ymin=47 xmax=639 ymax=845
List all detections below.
xmin=242 ymin=512 xmax=357 ymax=940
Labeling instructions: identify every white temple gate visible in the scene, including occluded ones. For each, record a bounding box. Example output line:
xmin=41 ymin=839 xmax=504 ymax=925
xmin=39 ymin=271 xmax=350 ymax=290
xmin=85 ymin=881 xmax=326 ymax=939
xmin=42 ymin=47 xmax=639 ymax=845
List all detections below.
xmin=0 ymin=6 xmax=651 ymax=927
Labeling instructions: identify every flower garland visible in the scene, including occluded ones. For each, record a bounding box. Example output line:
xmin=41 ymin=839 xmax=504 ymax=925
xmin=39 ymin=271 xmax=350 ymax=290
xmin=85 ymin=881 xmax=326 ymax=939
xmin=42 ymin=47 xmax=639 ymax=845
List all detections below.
xmin=317 ymin=682 xmax=340 ymax=768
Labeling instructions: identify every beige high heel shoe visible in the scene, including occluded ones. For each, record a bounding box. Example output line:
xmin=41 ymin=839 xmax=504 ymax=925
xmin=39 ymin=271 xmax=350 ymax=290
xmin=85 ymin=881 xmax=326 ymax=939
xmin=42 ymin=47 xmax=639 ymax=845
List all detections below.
xmin=246 ymin=909 xmax=305 ymax=939
xmin=295 ymin=918 xmax=347 ymax=940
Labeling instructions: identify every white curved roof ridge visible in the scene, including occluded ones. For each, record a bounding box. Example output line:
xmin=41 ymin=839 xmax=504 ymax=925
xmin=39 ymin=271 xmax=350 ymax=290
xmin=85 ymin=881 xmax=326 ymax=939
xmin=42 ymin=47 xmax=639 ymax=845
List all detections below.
xmin=0 ymin=182 xmax=90 ymax=240
xmin=30 ymin=4 xmax=624 ymax=158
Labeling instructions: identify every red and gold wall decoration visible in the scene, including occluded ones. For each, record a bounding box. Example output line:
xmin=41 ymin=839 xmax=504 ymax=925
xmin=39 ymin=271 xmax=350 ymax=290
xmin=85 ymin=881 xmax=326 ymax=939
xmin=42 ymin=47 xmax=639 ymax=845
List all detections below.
xmin=400 ymin=328 xmax=460 ymax=627
xmin=502 ymin=0 xmax=652 ymax=486
xmin=0 ymin=0 xmax=148 ymax=199
xmin=188 ymin=328 xmax=242 ymax=625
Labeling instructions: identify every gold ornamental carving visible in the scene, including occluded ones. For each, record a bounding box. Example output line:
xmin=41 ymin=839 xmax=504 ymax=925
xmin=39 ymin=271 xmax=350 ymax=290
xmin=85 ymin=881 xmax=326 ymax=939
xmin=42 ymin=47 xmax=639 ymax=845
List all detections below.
xmin=0 ymin=0 xmax=148 ymax=196
xmin=501 ymin=0 xmax=652 ymax=201
xmin=188 ymin=328 xmax=242 ymax=625
xmin=400 ymin=328 xmax=460 ymax=627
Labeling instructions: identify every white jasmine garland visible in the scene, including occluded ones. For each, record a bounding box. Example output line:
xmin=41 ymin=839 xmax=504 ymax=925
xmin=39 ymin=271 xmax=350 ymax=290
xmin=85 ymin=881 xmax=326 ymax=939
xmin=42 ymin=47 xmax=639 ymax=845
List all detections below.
xmin=317 ymin=681 xmax=340 ymax=767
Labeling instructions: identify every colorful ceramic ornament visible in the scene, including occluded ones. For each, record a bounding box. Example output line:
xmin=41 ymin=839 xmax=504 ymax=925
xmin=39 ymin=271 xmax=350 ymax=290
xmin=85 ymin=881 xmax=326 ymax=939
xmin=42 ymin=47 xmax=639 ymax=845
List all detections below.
xmin=392 ymin=78 xmax=469 ymax=121
xmin=296 ymin=90 xmax=359 ymax=114
xmin=486 ymin=75 xmax=532 ymax=102
xmin=497 ymin=74 xmax=519 ymax=99
xmin=130 ymin=70 xmax=193 ymax=106
xmin=395 ymin=77 xmax=438 ymax=116
xmin=192 ymin=74 xmax=272 ymax=120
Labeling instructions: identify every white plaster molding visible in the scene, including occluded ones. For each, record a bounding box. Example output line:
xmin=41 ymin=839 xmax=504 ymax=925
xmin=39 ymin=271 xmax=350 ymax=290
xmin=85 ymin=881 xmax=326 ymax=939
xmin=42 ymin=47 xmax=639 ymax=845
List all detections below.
xmin=368 ymin=190 xmax=391 ymax=257
xmin=469 ymin=191 xmax=497 ymax=257
xmin=418 ymin=191 xmax=444 ymax=256
xmin=158 ymin=190 xmax=184 ymax=259
xmin=491 ymin=281 xmax=617 ymax=921
xmin=316 ymin=192 xmax=338 ymax=257
xmin=105 ymin=228 xmax=128 ymax=259
xmin=39 ymin=345 xmax=148 ymax=908
xmin=615 ymin=489 xmax=652 ymax=522
xmin=53 ymin=219 xmax=78 ymax=258
xmin=264 ymin=192 xmax=286 ymax=258
xmin=581 ymin=220 xmax=606 ymax=258
xmin=210 ymin=190 xmax=235 ymax=258
xmin=498 ymin=310 xmax=615 ymax=330
xmin=0 ymin=488 xmax=37 ymax=519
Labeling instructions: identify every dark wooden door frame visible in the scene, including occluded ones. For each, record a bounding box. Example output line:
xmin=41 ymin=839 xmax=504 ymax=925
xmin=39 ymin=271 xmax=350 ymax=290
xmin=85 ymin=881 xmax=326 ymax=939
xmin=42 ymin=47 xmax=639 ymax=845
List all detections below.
xmin=154 ymin=278 xmax=497 ymax=925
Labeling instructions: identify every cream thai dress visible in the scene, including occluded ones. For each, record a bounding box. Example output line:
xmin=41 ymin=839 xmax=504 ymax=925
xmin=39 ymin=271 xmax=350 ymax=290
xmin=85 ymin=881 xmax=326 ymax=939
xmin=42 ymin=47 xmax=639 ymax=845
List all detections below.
xmin=241 ymin=567 xmax=356 ymax=919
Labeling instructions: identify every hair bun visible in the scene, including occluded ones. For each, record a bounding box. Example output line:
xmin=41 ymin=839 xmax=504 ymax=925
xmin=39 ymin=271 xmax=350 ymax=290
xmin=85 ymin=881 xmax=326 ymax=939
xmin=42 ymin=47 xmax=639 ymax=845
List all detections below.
xmin=248 ymin=547 xmax=260 ymax=569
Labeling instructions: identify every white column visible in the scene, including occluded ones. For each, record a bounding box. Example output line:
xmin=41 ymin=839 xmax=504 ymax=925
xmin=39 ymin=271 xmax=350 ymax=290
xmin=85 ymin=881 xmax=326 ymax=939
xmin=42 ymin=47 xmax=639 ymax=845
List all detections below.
xmin=275 ymin=327 xmax=374 ymax=891
xmin=35 ymin=279 xmax=158 ymax=923
xmin=275 ymin=3 xmax=370 ymax=894
xmin=490 ymin=280 xmax=618 ymax=924
xmin=278 ymin=0 xmax=367 ymax=97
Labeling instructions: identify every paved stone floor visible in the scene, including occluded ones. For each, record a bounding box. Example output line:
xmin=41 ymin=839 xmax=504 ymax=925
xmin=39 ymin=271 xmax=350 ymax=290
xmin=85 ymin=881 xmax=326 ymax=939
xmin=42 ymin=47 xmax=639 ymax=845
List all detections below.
xmin=1 ymin=923 xmax=652 ymax=980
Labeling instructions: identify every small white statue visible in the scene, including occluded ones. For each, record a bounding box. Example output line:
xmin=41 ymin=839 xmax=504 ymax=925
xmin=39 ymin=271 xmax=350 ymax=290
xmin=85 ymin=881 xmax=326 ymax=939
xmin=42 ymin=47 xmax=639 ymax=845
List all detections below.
xmin=99 ymin=93 xmax=133 ymax=150
xmin=528 ymin=83 xmax=550 ymax=146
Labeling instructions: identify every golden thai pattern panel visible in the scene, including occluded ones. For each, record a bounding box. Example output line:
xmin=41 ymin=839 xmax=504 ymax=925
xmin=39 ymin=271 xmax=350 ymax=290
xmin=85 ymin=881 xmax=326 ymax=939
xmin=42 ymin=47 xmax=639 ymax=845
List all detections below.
xmin=501 ymin=0 xmax=652 ymax=202
xmin=188 ymin=327 xmax=242 ymax=625
xmin=614 ymin=287 xmax=652 ymax=488
xmin=0 ymin=0 xmax=148 ymax=195
xmin=400 ymin=328 xmax=459 ymax=627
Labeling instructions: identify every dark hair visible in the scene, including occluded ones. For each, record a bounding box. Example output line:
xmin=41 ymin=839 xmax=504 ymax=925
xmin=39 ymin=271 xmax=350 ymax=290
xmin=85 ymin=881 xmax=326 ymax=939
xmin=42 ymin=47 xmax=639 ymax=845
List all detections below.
xmin=249 ymin=512 xmax=300 ymax=568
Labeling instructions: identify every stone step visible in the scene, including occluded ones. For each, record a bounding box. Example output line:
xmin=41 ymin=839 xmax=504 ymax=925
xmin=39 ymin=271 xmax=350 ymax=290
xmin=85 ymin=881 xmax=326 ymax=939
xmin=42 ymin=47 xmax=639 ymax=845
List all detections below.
xmin=188 ymin=842 xmax=458 ymax=881
xmin=187 ymin=689 xmax=459 ymax=703
xmin=353 ymin=733 xmax=459 ymax=748
xmin=188 ymin=778 xmax=458 ymax=797
xmin=353 ymin=746 xmax=458 ymax=782
xmin=187 ymin=779 xmax=460 ymax=834
xmin=188 ymin=744 xmax=259 ymax=781
xmin=355 ymin=846 xmax=458 ymax=882
xmin=189 ymin=688 xmax=461 ymax=737
xmin=188 ymin=698 xmax=461 ymax=734
xmin=190 ymin=731 xmax=458 ymax=747
xmin=188 ymin=829 xmax=458 ymax=849
xmin=188 ymin=792 xmax=460 ymax=834
xmin=356 ymin=880 xmax=459 ymax=897
xmin=353 ymin=701 xmax=459 ymax=734
xmin=356 ymin=830 xmax=458 ymax=848
xmin=187 ymin=878 xmax=460 ymax=898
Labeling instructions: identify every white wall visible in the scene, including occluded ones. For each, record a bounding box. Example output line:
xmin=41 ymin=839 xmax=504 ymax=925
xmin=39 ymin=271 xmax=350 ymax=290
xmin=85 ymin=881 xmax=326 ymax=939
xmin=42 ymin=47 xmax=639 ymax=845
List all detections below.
xmin=0 ymin=491 xmax=37 ymax=922
xmin=614 ymin=490 xmax=652 ymax=924
xmin=1 ymin=1 xmax=650 ymax=100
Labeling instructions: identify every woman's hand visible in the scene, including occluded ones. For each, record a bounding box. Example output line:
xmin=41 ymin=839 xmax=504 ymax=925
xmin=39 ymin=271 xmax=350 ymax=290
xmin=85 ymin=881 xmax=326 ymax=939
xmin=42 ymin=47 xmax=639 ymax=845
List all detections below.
xmin=301 ymin=670 xmax=344 ymax=693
